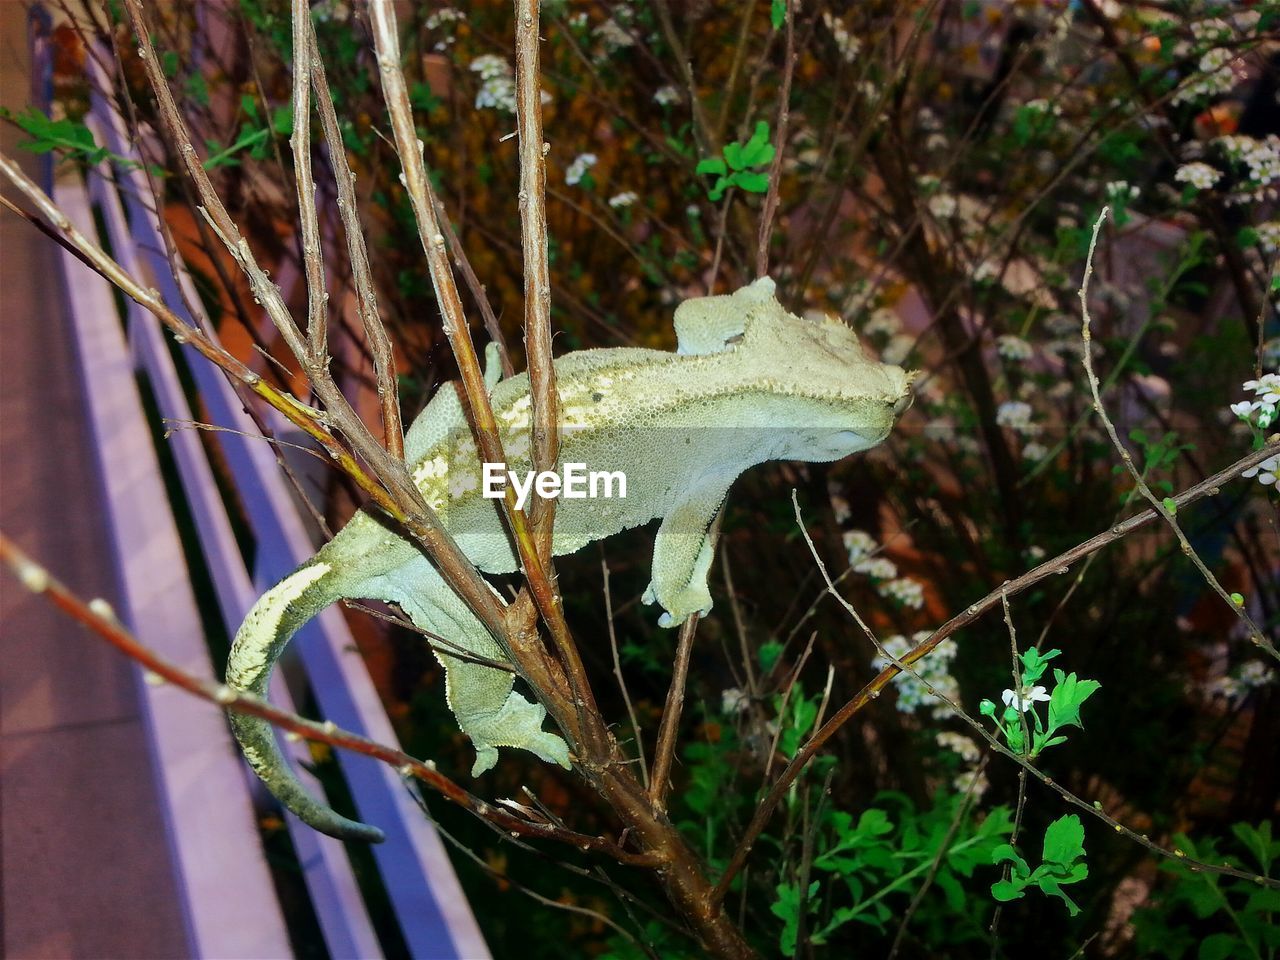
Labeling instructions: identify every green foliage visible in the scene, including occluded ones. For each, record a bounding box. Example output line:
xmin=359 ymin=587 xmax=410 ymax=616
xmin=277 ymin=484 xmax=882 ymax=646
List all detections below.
xmin=769 ymin=792 xmax=1015 ymax=955
xmin=695 ymin=121 xmax=775 ymax=201
xmin=980 ymin=650 xmax=1100 ymax=758
xmin=203 ymin=98 xmax=293 ymax=169
xmin=770 ymin=0 xmax=786 ymax=30
xmin=1124 ymin=429 xmax=1195 ymax=497
xmin=2 ymin=107 xmax=139 ymax=170
xmin=989 ymin=814 xmax=1089 ymax=916
xmin=1132 ymin=823 xmax=1280 ymax=959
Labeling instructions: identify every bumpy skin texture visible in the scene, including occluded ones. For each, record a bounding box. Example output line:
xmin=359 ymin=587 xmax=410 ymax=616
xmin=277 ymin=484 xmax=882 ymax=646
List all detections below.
xmin=226 ymin=278 xmax=913 ymax=842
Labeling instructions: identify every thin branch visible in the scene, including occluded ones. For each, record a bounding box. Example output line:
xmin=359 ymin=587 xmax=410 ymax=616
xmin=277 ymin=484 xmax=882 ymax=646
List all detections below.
xmin=512 ymin=0 xmax=559 ymax=557
xmin=290 ymin=0 xmax=329 ymax=360
xmin=305 ymin=18 xmax=405 ymax=458
xmin=603 ymin=559 xmax=649 ymax=788
xmin=648 ymin=613 xmax=700 ymax=811
xmin=1079 ymin=209 xmax=1276 ymax=662
xmin=364 ymin=0 xmax=579 ymax=722
xmin=709 ymin=444 xmax=1280 ymax=907
xmin=0 ymin=534 xmax=657 ymax=866
xmin=755 ymin=0 xmax=794 ymax=278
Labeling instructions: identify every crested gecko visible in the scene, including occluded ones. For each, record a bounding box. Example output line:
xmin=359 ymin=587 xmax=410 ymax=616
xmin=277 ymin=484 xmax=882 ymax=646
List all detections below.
xmin=226 ymin=277 xmax=913 ymax=842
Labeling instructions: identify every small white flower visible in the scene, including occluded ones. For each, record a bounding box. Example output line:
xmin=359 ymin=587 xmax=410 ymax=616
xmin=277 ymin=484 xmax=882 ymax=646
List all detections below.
xmin=820 ymin=12 xmax=860 ymax=63
xmin=854 ymin=556 xmax=898 ymax=580
xmin=1022 ymin=441 xmax=1049 ymax=462
xmin=1023 ymin=98 xmax=1061 ymax=116
xmin=1230 ymin=401 xmax=1255 ymax=419
xmin=881 ymin=334 xmax=915 ymax=366
xmin=954 ymin=767 xmax=990 ymax=798
xmin=936 ymin=731 xmax=981 ymax=763
xmin=1216 ymin=134 xmax=1280 ymax=188
xmin=871 ymin=634 xmax=957 ymax=718
xmin=608 ymin=191 xmax=639 ymax=209
xmin=1001 ymin=685 xmax=1050 ymax=711
xmin=864 ymin=308 xmax=901 ymax=338
xmin=1242 ymin=455 xmax=1279 ymax=486
xmin=842 ymin=529 xmax=878 ymax=564
xmin=1174 ymin=48 xmax=1238 ymax=105
xmin=721 ymin=688 xmax=749 ymax=715
xmin=996 ymin=334 xmax=1034 ymax=362
xmin=653 ymin=86 xmax=680 ymax=106
xmin=972 ymin=259 xmax=1001 ymax=283
xmin=425 ymin=7 xmax=463 ymax=29
xmin=565 ymin=152 xmax=597 ymax=186
xmin=996 ymin=400 xmax=1039 ymax=435
xmin=594 ymin=18 xmax=634 ymax=52
xmin=1175 ymin=162 xmax=1221 ymax=191
xmin=1104 ymin=180 xmax=1140 ymax=203
xmin=928 ymin=193 xmax=958 ymax=219
xmin=1256 ymin=221 xmax=1280 ymax=256
xmin=879 ymin=577 xmax=925 ymax=609
xmin=471 ymin=56 xmax=517 ymax=112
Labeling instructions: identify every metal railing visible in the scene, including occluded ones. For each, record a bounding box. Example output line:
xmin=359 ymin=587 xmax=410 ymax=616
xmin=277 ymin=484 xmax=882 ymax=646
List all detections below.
xmin=34 ymin=16 xmax=488 ymax=958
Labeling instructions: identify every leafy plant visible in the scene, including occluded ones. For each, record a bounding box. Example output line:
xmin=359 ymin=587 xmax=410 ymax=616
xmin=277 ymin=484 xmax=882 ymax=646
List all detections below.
xmin=980 ymin=649 xmax=1101 ymax=758
xmin=1132 ymin=823 xmax=1280 ymax=960
xmin=2 ymin=107 xmax=141 ymax=170
xmin=989 ymin=814 xmax=1089 ymax=916
xmin=695 ymin=121 xmax=775 ymax=201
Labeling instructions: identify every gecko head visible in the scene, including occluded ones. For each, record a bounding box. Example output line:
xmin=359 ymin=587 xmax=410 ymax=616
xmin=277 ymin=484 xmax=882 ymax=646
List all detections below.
xmin=713 ymin=278 xmax=915 ymax=461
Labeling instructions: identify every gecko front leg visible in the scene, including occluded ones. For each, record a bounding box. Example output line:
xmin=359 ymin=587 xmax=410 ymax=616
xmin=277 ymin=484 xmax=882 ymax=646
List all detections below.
xmin=642 ymin=473 xmax=735 ymax=626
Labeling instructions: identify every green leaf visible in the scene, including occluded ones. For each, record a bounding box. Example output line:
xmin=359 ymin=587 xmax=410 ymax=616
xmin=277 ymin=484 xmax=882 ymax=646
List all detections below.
xmin=1048 ymin=670 xmax=1101 ymax=731
xmin=1042 ymin=815 xmax=1085 ymax=867
xmin=991 ymin=878 xmax=1027 ymax=902
xmin=990 ymin=843 xmax=1030 ymax=877
xmin=271 ymin=103 xmax=294 ymax=136
xmin=771 ymin=0 xmax=785 ymax=29
xmin=758 ymin=641 xmax=784 ymax=672
xmin=740 ymin=121 xmax=775 ymax=167
xmin=723 ymin=141 xmax=745 ymax=170
xmin=8 ymin=108 xmax=109 ymax=165
xmin=1162 ymin=496 xmax=1177 ymax=515
xmin=695 ymin=157 xmax=727 ymax=176
xmin=732 ymin=170 xmax=771 ymax=193
xmin=1019 ymin=647 xmax=1061 ymax=684
xmin=1199 ymin=933 xmax=1242 ymax=960
xmin=1231 ymin=821 xmax=1275 ymax=871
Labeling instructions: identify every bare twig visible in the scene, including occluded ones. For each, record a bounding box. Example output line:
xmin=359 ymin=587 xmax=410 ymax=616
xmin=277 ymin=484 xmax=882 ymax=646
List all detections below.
xmin=512 ymin=0 xmax=560 ymax=558
xmin=304 ymin=19 xmax=404 ymax=458
xmin=289 ymin=0 xmax=329 ymax=360
xmin=0 ymin=534 xmax=656 ymax=866
xmin=1079 ymin=209 xmax=1277 ymax=662
xmin=755 ymin=0 xmax=794 ymax=278
xmin=709 ymin=444 xmax=1280 ymax=907
xmin=603 ymin=559 xmax=649 ymax=788
xmin=649 ymin=613 xmax=700 ymax=811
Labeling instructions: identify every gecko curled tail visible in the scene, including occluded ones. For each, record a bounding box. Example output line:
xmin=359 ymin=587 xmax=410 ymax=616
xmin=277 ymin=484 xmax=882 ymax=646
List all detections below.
xmin=226 ymin=559 xmax=386 ymax=843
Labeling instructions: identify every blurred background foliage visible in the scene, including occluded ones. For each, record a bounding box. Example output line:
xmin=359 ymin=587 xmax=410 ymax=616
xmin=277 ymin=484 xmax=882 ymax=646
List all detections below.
xmin=16 ymin=0 xmax=1279 ymax=956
